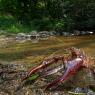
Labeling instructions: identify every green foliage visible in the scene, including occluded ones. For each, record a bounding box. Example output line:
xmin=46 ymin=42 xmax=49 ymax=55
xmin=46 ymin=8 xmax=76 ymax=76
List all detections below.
xmin=27 ymin=74 xmax=39 ymax=81
xmin=53 ymin=20 xmax=65 ymax=35
xmin=63 ymin=0 xmax=95 ymax=31
xmin=0 ymin=15 xmax=34 ymax=33
xmin=46 ymin=0 xmax=64 ymax=19
xmin=68 ymin=91 xmax=86 ymax=95
xmin=0 ymin=0 xmax=95 ymax=33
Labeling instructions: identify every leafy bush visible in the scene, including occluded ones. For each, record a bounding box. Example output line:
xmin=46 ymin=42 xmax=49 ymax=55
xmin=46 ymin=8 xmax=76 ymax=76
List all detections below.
xmin=53 ymin=20 xmax=64 ymax=35
xmin=0 ymin=15 xmax=33 ymax=33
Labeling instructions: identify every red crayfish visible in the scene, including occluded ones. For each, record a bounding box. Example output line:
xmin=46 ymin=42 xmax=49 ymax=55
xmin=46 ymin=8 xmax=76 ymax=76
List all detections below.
xmin=21 ymin=47 xmax=95 ymax=90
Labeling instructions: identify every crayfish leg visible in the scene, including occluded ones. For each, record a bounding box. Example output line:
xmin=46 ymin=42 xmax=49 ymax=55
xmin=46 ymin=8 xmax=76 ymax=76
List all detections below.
xmin=45 ymin=68 xmax=73 ymax=90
